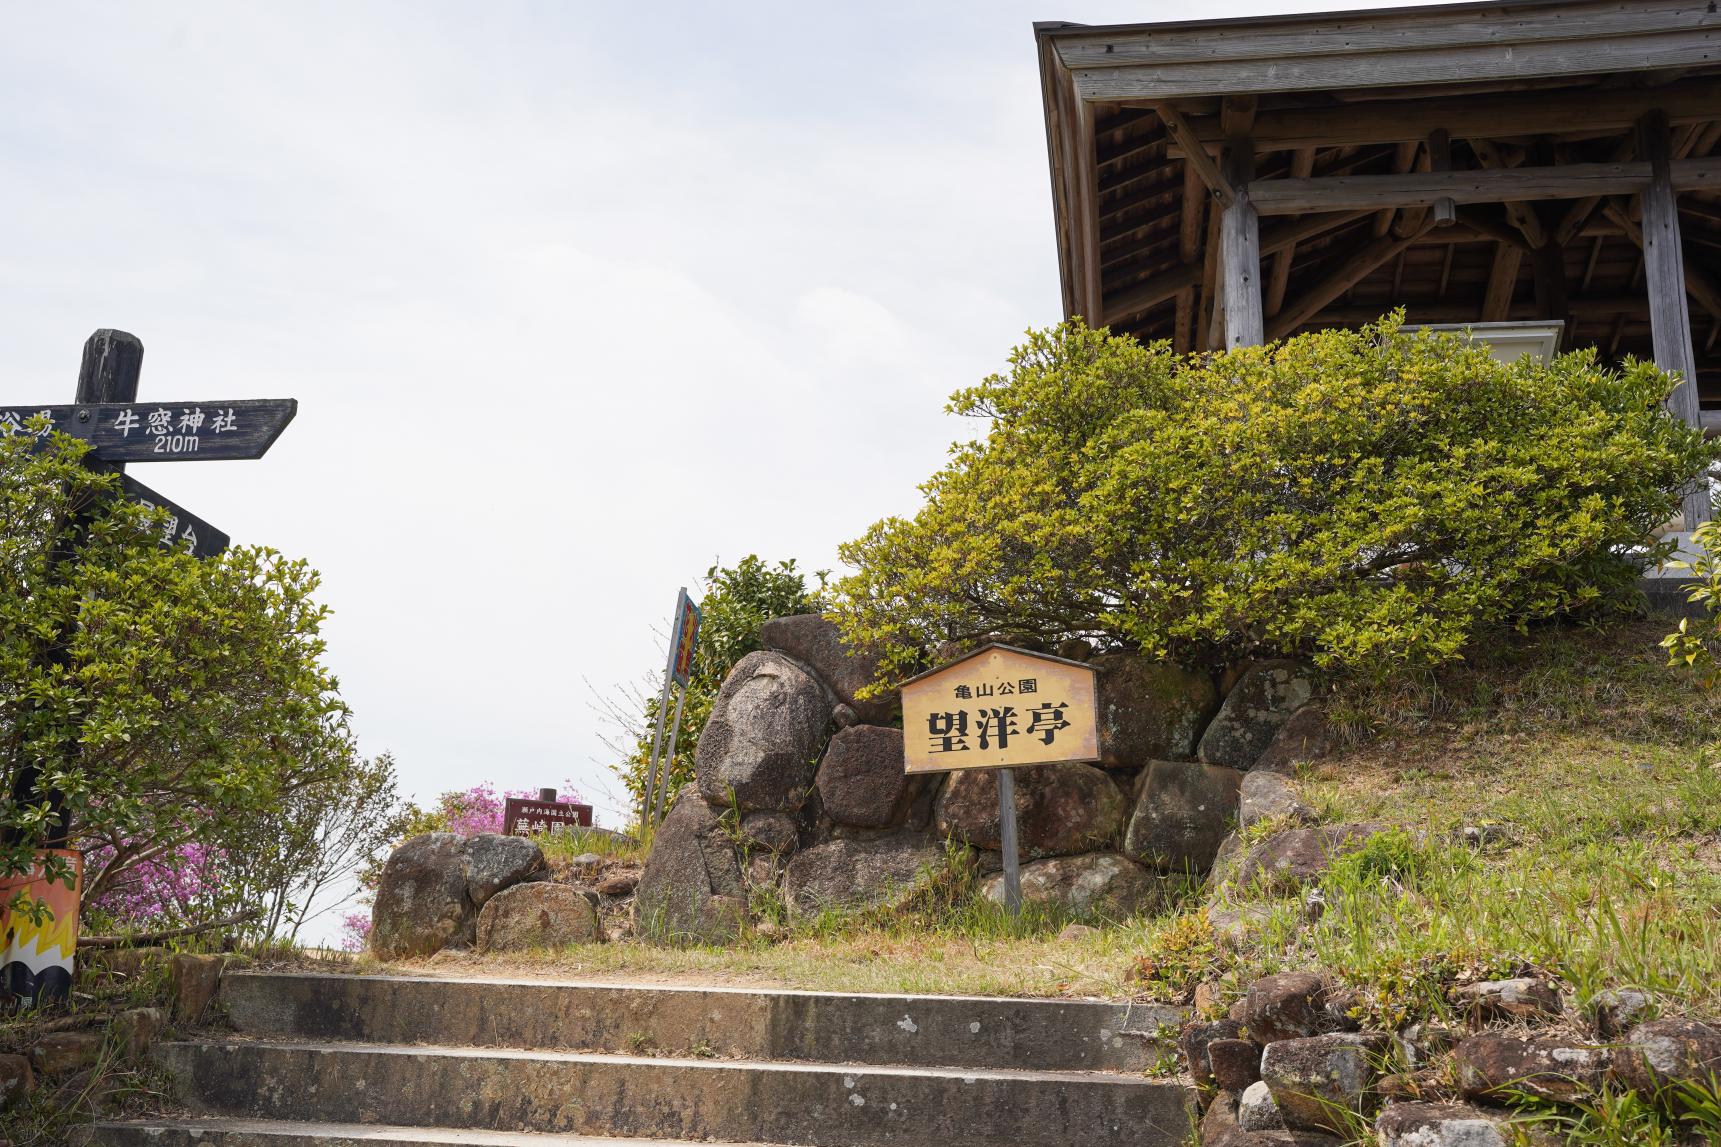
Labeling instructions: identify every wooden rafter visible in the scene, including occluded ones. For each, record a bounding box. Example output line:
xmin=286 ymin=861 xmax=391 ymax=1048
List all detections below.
xmin=1151 ymin=101 xmax=1234 ymax=209
xmin=1268 ymin=218 xmax=1436 ymax=339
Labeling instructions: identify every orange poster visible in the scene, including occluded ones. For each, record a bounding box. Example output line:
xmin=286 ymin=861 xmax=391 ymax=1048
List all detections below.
xmin=1 ymin=849 xmax=82 ymax=1007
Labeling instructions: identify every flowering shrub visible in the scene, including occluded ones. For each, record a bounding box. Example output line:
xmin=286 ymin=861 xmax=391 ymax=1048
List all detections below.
xmin=432 ymin=781 xmax=585 ymax=838
xmin=84 ymin=842 xmax=230 ymax=930
xmin=338 ymin=910 xmax=372 ymax=952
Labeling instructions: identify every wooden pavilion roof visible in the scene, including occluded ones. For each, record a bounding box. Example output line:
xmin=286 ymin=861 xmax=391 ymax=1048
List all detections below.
xmin=1035 ymin=0 xmax=1721 ymax=405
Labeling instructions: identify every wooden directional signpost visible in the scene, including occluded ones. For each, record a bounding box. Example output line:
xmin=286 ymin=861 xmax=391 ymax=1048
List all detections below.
xmin=900 ymin=645 xmax=1100 ymax=913
xmin=0 ymin=329 xmax=297 ymax=1003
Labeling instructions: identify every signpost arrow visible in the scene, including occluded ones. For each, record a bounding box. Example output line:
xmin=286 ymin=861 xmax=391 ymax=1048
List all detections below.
xmin=0 ymin=398 xmax=297 ymax=463
xmin=118 ymin=475 xmax=231 ymax=559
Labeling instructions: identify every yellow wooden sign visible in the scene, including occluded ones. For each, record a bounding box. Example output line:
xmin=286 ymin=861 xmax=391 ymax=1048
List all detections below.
xmin=900 ymin=644 xmax=1099 ymax=775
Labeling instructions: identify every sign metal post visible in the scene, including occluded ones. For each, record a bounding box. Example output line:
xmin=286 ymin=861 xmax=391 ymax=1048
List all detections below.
xmin=640 ymin=587 xmax=701 ymax=830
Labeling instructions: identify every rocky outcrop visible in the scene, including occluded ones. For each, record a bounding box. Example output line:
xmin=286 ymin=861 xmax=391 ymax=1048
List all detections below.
xmin=1198 ymin=660 xmax=1317 ymax=770
xmin=1260 ymin=1032 xmax=1386 ymax=1133
xmin=979 ymin=852 xmax=1165 ymax=920
xmin=935 ymin=763 xmax=1125 ymax=858
xmin=816 ymin=725 xmax=917 ymax=828
xmin=635 ymin=790 xmax=749 ymax=944
xmin=1250 ymin=705 xmax=1333 ymax=776
xmin=1238 ymin=770 xmax=1315 ymax=829
xmin=1610 ymin=1018 xmax=1721 ymax=1093
xmin=761 ymin=613 xmax=896 ymax=725
xmin=1452 ymin=1033 xmax=1611 ymax=1103
xmin=477 ymin=883 xmax=602 ymax=952
xmin=695 ymin=650 xmax=833 ymax=812
xmin=1122 ymin=760 xmax=1242 ymax=872
xmin=1451 ymin=977 xmax=1562 ymax=1025
xmin=1375 ymin=1102 xmax=1510 ymax=1147
xmin=371 ymin=832 xmax=546 ymax=959
xmin=1231 ymin=823 xmax=1385 ymax=891
xmin=1091 ymin=653 xmax=1218 ymax=766
xmin=1244 ymin=972 xmax=1330 ymax=1045
xmin=782 ymin=834 xmax=944 ymax=918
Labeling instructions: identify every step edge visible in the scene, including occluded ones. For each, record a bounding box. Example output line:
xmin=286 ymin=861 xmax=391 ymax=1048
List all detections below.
xmin=158 ymin=1038 xmax=1185 ymax=1085
xmin=222 ymin=969 xmax=1164 ymax=1011
xmin=86 ymin=1116 xmax=798 ymax=1146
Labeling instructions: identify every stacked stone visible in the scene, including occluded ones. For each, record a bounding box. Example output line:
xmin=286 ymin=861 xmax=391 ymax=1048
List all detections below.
xmin=637 ymin=619 xmax=1336 ymax=942
xmin=1185 ymin=970 xmax=1721 ymax=1145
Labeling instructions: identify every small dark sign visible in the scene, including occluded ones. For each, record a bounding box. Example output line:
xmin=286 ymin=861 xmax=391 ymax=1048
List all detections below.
xmin=119 ymin=475 xmax=231 ymax=559
xmin=502 ymin=797 xmax=594 ymax=838
xmin=0 ymin=398 xmax=298 ymax=463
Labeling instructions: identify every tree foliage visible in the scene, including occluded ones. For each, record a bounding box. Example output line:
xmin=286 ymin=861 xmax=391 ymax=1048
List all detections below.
xmin=607 ymin=556 xmax=823 ymax=820
xmin=1 ymin=424 xmax=376 ymax=922
xmin=832 ymin=317 xmax=1716 ymax=682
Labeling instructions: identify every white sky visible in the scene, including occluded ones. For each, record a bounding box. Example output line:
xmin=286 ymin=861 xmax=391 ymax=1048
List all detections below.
xmin=1 ymin=0 xmax=1433 ymax=934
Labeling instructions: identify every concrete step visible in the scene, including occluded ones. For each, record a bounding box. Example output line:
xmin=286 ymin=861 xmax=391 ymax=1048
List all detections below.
xmin=220 ymin=971 xmax=1182 ymax=1073
xmin=155 ymin=1038 xmax=1196 ymax=1147
xmin=79 ymin=1117 xmax=789 ymax=1146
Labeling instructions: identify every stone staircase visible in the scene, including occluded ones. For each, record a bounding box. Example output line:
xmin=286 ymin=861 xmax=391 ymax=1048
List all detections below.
xmin=83 ymin=970 xmax=1195 ymax=1147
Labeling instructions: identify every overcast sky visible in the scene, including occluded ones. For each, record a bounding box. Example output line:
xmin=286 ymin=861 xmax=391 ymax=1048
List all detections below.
xmin=1 ymin=0 xmax=1429 ymax=931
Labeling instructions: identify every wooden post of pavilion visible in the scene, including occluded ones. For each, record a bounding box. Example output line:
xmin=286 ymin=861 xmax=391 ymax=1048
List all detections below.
xmin=1640 ymin=109 xmax=1714 ymax=528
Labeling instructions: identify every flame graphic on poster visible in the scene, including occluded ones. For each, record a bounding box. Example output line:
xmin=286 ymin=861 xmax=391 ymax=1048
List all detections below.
xmin=1 ymin=850 xmax=82 ymax=1007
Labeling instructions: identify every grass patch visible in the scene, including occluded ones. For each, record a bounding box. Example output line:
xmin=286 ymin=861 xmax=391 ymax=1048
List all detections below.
xmin=1130 ymin=616 xmax=1721 ymax=1026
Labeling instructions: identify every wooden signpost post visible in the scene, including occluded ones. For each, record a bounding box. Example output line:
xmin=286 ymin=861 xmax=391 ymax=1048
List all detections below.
xmin=0 ymin=329 xmax=297 ymax=1006
xmin=900 ymin=645 xmax=1100 ymax=913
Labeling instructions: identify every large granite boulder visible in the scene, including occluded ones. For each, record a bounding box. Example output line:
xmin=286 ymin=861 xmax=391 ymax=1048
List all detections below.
xmin=695 ymin=650 xmax=833 ymax=812
xmin=636 ymin=789 xmax=749 ymax=944
xmin=782 ymin=834 xmax=944 ymax=918
xmin=979 ymin=852 xmax=1165 ymax=920
xmin=1122 ymin=760 xmax=1243 ymax=873
xmin=1091 ymin=653 xmax=1219 ymax=766
xmin=463 ymin=834 xmax=548 ymax=903
xmin=371 ymin=832 xmax=546 ymax=959
xmin=935 ymin=763 xmax=1125 ymax=858
xmin=1198 ymin=660 xmax=1317 ymax=770
xmin=761 ymin=613 xmax=896 ymax=725
xmin=815 ymin=725 xmax=917 ymax=828
xmin=477 ymin=882 xmax=602 ymax=952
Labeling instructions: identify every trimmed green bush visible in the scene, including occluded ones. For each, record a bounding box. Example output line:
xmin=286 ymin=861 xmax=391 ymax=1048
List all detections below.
xmin=834 ymin=315 xmax=1715 ymax=681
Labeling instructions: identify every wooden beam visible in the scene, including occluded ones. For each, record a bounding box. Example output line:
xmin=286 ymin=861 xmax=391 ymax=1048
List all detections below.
xmin=1552 ymin=137 xmax=1636 ymax=247
xmin=1638 ymin=108 xmax=1711 ymax=525
xmin=1268 ymin=219 xmax=1435 ymax=340
xmin=1169 ymin=77 xmax=1721 ymax=152
xmin=1602 ymin=201 xmax=1721 ymax=327
xmin=1074 ymin=22 xmax=1721 ymax=106
xmin=1374 ymin=140 xmax=1421 ymax=237
xmin=1469 ymin=139 xmax=1548 ymax=248
xmin=1104 ymin=209 xmax=1369 ymax=326
xmin=1251 ymin=158 xmax=1721 ymax=217
xmin=1266 ymin=148 xmax=1316 ymax=317
xmin=1220 ymin=143 xmax=1264 ymax=348
xmin=1221 ymin=94 xmax=1258 ymax=140
xmin=1153 ymin=101 xmax=1234 ymax=209
xmin=1482 ymin=244 xmax=1524 ymax=321
xmin=1073 ymin=101 xmax=1104 ymax=324
xmin=1052 ymin=1 xmax=1718 ymax=72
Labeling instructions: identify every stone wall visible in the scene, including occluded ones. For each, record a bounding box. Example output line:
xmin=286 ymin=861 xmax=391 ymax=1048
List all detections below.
xmin=635 ymin=616 xmax=1326 ymax=944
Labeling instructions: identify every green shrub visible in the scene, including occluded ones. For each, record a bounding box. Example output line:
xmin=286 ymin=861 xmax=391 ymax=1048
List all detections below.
xmin=609 ymin=557 xmax=824 ymax=821
xmin=832 ymin=315 xmax=1714 ymax=682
